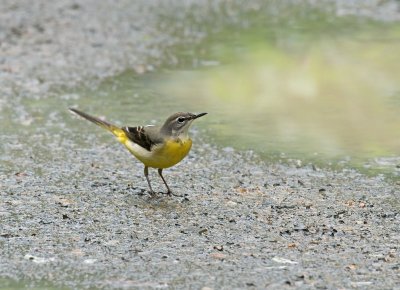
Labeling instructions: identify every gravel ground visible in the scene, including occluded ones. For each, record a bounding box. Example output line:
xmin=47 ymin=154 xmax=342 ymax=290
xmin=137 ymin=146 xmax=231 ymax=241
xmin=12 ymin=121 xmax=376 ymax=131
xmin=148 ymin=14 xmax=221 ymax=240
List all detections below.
xmin=2 ymin=143 xmax=400 ymax=289
xmin=1 ymin=1 xmax=399 ymax=289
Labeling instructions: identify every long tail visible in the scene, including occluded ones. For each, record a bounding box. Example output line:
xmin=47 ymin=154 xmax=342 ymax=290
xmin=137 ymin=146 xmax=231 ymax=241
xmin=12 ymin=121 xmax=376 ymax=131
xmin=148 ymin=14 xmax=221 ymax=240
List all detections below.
xmin=69 ymin=108 xmax=127 ymax=140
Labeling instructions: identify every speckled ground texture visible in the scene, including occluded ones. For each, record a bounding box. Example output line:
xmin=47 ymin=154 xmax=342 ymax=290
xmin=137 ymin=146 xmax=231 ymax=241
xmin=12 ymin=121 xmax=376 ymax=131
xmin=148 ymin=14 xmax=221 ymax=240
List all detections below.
xmin=1 ymin=1 xmax=399 ymax=289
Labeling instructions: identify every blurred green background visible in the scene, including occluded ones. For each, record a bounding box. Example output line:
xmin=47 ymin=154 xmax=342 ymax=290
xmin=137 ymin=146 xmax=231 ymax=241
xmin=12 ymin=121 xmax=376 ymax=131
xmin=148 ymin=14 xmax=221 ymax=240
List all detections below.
xmin=161 ymin=9 xmax=400 ymax=177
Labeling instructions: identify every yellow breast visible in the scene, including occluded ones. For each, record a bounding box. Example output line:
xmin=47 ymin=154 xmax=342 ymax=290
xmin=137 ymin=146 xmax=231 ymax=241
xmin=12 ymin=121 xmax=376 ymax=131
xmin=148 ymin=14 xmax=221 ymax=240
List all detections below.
xmin=123 ymin=138 xmax=192 ymax=169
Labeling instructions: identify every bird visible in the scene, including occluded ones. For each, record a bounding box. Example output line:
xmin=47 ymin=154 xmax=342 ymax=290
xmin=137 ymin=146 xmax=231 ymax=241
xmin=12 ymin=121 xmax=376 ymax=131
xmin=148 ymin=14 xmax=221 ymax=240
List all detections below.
xmin=69 ymin=108 xmax=207 ymax=196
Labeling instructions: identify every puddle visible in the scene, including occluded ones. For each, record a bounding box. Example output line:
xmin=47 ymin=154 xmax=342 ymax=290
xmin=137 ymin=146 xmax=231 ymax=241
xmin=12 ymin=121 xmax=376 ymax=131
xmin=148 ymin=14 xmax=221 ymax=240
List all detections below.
xmin=72 ymin=10 xmax=400 ymax=179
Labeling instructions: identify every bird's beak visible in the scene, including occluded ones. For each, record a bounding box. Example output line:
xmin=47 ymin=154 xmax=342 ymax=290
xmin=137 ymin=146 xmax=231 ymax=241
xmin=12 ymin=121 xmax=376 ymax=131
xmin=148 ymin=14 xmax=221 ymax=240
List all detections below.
xmin=192 ymin=112 xmax=207 ymax=120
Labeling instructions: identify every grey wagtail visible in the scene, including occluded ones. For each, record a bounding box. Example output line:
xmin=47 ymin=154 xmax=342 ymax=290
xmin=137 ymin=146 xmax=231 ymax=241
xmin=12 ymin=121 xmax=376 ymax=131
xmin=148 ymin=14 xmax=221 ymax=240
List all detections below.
xmin=69 ymin=108 xmax=207 ymax=196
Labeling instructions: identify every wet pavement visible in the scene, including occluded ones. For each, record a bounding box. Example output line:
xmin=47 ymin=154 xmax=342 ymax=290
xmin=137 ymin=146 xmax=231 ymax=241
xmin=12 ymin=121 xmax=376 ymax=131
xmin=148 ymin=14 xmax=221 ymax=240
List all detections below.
xmin=1 ymin=1 xmax=399 ymax=289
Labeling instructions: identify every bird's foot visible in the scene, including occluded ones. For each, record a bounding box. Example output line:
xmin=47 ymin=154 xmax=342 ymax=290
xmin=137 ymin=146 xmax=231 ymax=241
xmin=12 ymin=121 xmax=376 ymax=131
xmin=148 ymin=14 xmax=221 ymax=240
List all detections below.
xmin=148 ymin=190 xmax=159 ymax=198
xmin=158 ymin=191 xmax=183 ymax=197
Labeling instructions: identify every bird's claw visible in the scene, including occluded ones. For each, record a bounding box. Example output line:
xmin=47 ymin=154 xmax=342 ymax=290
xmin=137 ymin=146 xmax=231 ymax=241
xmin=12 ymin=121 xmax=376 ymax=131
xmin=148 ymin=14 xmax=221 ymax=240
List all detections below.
xmin=148 ymin=190 xmax=159 ymax=198
xmin=158 ymin=191 xmax=183 ymax=197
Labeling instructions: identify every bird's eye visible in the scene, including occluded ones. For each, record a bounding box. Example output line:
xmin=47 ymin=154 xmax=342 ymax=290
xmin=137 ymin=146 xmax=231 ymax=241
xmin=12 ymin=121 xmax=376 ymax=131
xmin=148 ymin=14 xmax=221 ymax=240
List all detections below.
xmin=177 ymin=117 xmax=185 ymax=123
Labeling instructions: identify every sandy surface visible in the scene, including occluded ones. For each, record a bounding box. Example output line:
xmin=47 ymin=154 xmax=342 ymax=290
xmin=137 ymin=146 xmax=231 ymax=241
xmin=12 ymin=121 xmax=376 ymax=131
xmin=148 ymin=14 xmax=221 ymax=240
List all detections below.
xmin=1 ymin=1 xmax=399 ymax=289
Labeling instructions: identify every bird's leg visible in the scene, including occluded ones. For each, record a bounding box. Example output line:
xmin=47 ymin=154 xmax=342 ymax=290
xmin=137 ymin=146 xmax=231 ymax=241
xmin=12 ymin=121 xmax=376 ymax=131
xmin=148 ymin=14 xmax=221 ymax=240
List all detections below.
xmin=158 ymin=169 xmax=182 ymax=197
xmin=157 ymin=168 xmax=171 ymax=195
xmin=144 ymin=166 xmax=156 ymax=197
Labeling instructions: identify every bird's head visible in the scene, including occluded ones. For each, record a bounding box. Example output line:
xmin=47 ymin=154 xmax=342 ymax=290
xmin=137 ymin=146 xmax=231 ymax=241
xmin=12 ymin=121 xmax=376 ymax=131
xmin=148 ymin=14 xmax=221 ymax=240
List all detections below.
xmin=161 ymin=112 xmax=207 ymax=139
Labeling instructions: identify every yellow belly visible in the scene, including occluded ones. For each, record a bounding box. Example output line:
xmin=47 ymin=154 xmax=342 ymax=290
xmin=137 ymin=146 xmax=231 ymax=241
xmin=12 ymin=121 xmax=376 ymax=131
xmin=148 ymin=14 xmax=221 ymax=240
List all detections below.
xmin=124 ymin=138 xmax=192 ymax=169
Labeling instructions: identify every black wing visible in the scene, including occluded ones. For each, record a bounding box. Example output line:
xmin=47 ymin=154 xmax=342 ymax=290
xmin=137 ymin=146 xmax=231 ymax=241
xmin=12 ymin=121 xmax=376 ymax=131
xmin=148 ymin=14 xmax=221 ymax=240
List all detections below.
xmin=122 ymin=126 xmax=160 ymax=151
